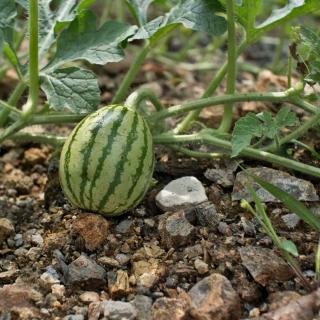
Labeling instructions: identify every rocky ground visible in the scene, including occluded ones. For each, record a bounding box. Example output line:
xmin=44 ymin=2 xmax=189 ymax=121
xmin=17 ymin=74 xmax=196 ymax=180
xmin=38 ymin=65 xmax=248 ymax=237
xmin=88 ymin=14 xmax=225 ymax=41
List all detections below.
xmin=1 ymin=142 xmax=320 ymax=320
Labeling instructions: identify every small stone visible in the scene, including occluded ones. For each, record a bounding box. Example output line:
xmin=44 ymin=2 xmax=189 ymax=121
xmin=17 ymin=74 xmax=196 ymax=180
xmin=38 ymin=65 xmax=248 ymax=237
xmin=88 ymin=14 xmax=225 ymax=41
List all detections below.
xmin=98 ymin=256 xmax=120 ymax=267
xmin=249 ymin=307 xmax=260 ymax=317
xmin=14 ymin=233 xmax=23 ymax=247
xmin=184 ymin=244 xmax=203 ymax=258
xmin=40 ymin=266 xmax=60 ymax=288
xmin=26 ymin=247 xmax=41 ymax=260
xmin=115 ymin=253 xmax=130 ymax=265
xmin=31 ymin=233 xmax=44 ymax=246
xmin=14 ymin=247 xmax=28 ymax=257
xmin=109 ymin=270 xmax=131 ymax=297
xmin=131 ymin=295 xmax=152 ymax=320
xmin=156 ymin=176 xmax=208 ymax=211
xmin=4 ymin=169 xmax=33 ymax=195
xmin=282 ymin=213 xmax=301 ymax=229
xmin=239 ymin=246 xmax=294 ymax=286
xmin=232 ymin=167 xmax=319 ymax=202
xmin=0 ymin=269 xmax=18 ymax=283
xmin=0 ymin=218 xmax=15 ymax=243
xmin=116 ymin=219 xmax=133 ymax=234
xmin=24 ymin=147 xmax=47 ymax=165
xmin=72 ymin=213 xmax=109 ymax=251
xmin=44 ymin=231 xmax=68 ymax=251
xmin=138 ymin=273 xmax=158 ymax=289
xmin=188 ymin=273 xmax=241 ymax=320
xmin=218 ymin=222 xmax=231 ymax=235
xmin=194 ymin=259 xmax=208 ymax=275
xmin=88 ymin=300 xmax=137 ymax=320
xmin=67 ymin=255 xmax=106 ymax=289
xmin=158 ymin=210 xmax=196 ymax=249
xmin=51 ymin=284 xmax=65 ymax=299
xmin=80 ymin=291 xmax=100 ymax=304
xmin=0 ymin=284 xmax=42 ymax=318
xmin=193 ymin=201 xmax=221 ymax=230
xmin=205 ymin=168 xmax=235 ymax=187
xmin=63 ymin=315 xmax=84 ymax=320
xmin=151 ymin=297 xmax=189 ymax=320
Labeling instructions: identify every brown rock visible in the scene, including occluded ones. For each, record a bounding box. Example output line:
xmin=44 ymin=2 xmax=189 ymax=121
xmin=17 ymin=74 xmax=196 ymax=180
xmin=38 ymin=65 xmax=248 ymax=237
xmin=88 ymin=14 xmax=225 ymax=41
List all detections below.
xmin=72 ymin=213 xmax=109 ymax=251
xmin=80 ymin=291 xmax=100 ymax=304
xmin=239 ymin=246 xmax=294 ymax=286
xmin=268 ymin=291 xmax=301 ymax=311
xmin=4 ymin=169 xmax=33 ymax=194
xmin=158 ymin=210 xmax=196 ymax=249
xmin=188 ymin=273 xmax=241 ymax=320
xmin=0 ymin=218 xmax=15 ymax=243
xmin=24 ymin=148 xmax=47 ymax=165
xmin=151 ymin=297 xmax=189 ymax=320
xmin=0 ymin=269 xmax=18 ymax=283
xmin=109 ymin=270 xmax=130 ymax=298
xmin=0 ymin=284 xmax=42 ymax=319
xmin=43 ymin=231 xmax=68 ymax=251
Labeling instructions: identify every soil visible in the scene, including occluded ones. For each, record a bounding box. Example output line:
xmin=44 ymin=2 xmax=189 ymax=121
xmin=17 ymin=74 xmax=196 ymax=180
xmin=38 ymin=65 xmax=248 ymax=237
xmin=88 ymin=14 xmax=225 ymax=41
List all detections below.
xmin=1 ymin=37 xmax=320 ymax=320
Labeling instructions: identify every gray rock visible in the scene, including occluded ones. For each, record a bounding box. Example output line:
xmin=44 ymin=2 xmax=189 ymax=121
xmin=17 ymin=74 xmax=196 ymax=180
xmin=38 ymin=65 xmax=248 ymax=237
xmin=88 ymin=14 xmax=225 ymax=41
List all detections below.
xmin=31 ymin=233 xmax=44 ymax=246
xmin=156 ymin=176 xmax=208 ymax=211
xmin=158 ymin=210 xmax=196 ymax=249
xmin=239 ymin=246 xmax=294 ymax=286
xmin=89 ymin=300 xmax=137 ymax=320
xmin=40 ymin=266 xmax=60 ymax=288
xmin=63 ymin=316 xmax=84 ymax=320
xmin=188 ymin=273 xmax=241 ymax=320
xmin=116 ymin=219 xmax=133 ymax=234
xmin=205 ymin=168 xmax=235 ymax=187
xmin=282 ymin=213 xmax=301 ymax=229
xmin=0 ymin=218 xmax=15 ymax=243
xmin=115 ymin=253 xmax=130 ymax=265
xmin=193 ymin=201 xmax=222 ymax=229
xmin=131 ymin=295 xmax=152 ymax=320
xmin=67 ymin=255 xmax=106 ymax=289
xmin=232 ymin=167 xmax=319 ymax=202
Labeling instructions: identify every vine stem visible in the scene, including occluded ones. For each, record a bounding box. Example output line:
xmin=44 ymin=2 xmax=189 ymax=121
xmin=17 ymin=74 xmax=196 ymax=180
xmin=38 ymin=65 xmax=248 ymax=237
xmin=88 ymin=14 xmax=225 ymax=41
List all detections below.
xmin=148 ymin=86 xmax=309 ymax=123
xmin=173 ymin=41 xmax=247 ymax=134
xmin=218 ymin=0 xmax=236 ymax=133
xmin=153 ymin=132 xmax=320 ymax=179
xmin=112 ymin=44 xmax=150 ymax=104
xmin=10 ymin=132 xmax=65 ymax=146
xmin=23 ymin=0 xmax=39 ymax=117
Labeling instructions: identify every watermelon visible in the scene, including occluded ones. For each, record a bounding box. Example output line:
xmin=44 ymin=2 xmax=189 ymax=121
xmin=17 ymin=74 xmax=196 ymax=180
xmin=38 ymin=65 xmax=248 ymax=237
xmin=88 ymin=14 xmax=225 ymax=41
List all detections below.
xmin=59 ymin=105 xmax=154 ymax=216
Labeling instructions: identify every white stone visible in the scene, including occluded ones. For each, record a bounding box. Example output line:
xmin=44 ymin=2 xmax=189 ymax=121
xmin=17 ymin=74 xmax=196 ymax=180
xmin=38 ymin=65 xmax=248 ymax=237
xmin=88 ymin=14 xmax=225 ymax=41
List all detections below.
xmin=194 ymin=259 xmax=209 ymax=275
xmin=155 ymin=176 xmax=208 ymax=211
xmin=80 ymin=291 xmax=100 ymax=304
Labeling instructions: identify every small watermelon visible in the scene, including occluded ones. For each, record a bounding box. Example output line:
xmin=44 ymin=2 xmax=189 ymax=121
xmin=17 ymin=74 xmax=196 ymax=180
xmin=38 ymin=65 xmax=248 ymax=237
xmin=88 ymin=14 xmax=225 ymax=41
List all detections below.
xmin=59 ymin=105 xmax=154 ymax=216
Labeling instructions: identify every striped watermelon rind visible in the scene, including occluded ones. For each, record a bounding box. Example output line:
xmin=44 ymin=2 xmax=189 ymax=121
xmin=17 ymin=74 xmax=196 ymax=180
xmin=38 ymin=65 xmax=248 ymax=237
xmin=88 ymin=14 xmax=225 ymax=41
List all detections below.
xmin=59 ymin=105 xmax=154 ymax=216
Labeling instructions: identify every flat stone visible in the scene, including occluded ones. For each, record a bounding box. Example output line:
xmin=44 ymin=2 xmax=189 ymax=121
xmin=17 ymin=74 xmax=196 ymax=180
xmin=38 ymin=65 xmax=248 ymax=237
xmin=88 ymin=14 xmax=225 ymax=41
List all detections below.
xmin=72 ymin=213 xmax=109 ymax=251
xmin=282 ymin=213 xmax=301 ymax=229
xmin=158 ymin=210 xmax=196 ymax=249
xmin=239 ymin=246 xmax=294 ymax=286
xmin=205 ymin=168 xmax=235 ymax=187
xmin=0 ymin=218 xmax=15 ymax=243
xmin=80 ymin=291 xmax=100 ymax=304
xmin=156 ymin=176 xmax=208 ymax=211
xmin=188 ymin=273 xmax=241 ymax=320
xmin=98 ymin=256 xmax=120 ymax=267
xmin=88 ymin=300 xmax=137 ymax=320
xmin=151 ymin=297 xmax=189 ymax=320
xmin=131 ymin=295 xmax=152 ymax=320
xmin=67 ymin=255 xmax=106 ymax=289
xmin=116 ymin=219 xmax=133 ymax=234
xmin=0 ymin=284 xmax=42 ymax=319
xmin=232 ymin=167 xmax=319 ymax=202
xmin=193 ymin=201 xmax=222 ymax=230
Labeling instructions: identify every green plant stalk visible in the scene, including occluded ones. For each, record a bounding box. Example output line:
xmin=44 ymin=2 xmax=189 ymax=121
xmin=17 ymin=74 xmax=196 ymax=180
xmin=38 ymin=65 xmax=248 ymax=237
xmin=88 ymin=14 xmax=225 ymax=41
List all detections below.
xmin=10 ymin=132 xmax=65 ymax=146
xmin=31 ymin=113 xmax=86 ymax=125
xmin=0 ymin=100 xmax=22 ymax=115
xmin=264 ymin=112 xmax=320 ymax=153
xmin=316 ymin=238 xmax=320 ymax=281
xmin=288 ymin=53 xmax=293 ymax=88
xmin=23 ymin=0 xmax=39 ymax=117
xmin=173 ymin=41 xmax=247 ymax=134
xmin=0 ymin=119 xmax=28 ymax=144
xmin=218 ymin=0 xmax=237 ymax=133
xmin=125 ymin=88 xmax=164 ymax=112
xmin=153 ymin=132 xmax=320 ymax=178
xmin=112 ymin=44 xmax=150 ymax=104
xmin=148 ymin=87 xmax=306 ymax=123
xmin=169 ymin=144 xmax=226 ymax=159
xmin=0 ymin=82 xmax=27 ymax=127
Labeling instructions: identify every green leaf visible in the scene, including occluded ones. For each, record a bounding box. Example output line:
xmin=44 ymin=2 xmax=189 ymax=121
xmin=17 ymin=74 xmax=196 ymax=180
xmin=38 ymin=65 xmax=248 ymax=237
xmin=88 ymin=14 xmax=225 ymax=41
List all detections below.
xmin=46 ymin=11 xmax=137 ymax=70
xmin=40 ymin=67 xmax=100 ymax=114
xmin=231 ymin=113 xmax=263 ymax=157
xmin=279 ymin=239 xmax=299 ymax=257
xmin=257 ymin=111 xmax=278 ymax=138
xmin=251 ymin=175 xmax=320 ymax=231
xmin=126 ymin=0 xmax=155 ymax=25
xmin=131 ymin=0 xmax=227 ymax=42
xmin=0 ymin=0 xmax=16 ymax=30
xmin=299 ymin=25 xmax=320 ymax=57
xmin=275 ymin=106 xmax=298 ymax=128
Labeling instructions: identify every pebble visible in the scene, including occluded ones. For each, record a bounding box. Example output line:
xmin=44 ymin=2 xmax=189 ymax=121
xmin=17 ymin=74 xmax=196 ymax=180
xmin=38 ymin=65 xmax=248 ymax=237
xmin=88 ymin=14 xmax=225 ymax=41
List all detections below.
xmin=194 ymin=259 xmax=209 ymax=275
xmin=63 ymin=315 xmax=84 ymax=320
xmin=156 ymin=176 xmax=208 ymax=211
xmin=184 ymin=244 xmax=203 ymax=258
xmin=51 ymin=284 xmax=65 ymax=299
xmin=0 ymin=269 xmax=18 ymax=283
xmin=80 ymin=291 xmax=100 ymax=304
xmin=116 ymin=219 xmax=133 ymax=234
xmin=40 ymin=266 xmax=60 ymax=288
xmin=158 ymin=210 xmax=196 ymax=249
xmin=115 ymin=253 xmax=131 ymax=265
xmin=88 ymin=300 xmax=137 ymax=320
xmin=281 ymin=213 xmax=301 ymax=229
xmin=0 ymin=218 xmax=15 ymax=243
xmin=205 ymin=167 xmax=235 ymax=187
xmin=131 ymin=295 xmax=152 ymax=320
xmin=26 ymin=247 xmax=42 ymax=260
xmin=232 ymin=167 xmax=319 ymax=202
xmin=239 ymin=246 xmax=294 ymax=286
xmin=14 ymin=233 xmax=23 ymax=247
xmin=98 ymin=256 xmax=120 ymax=267
xmin=188 ymin=273 xmax=241 ymax=320
xmin=72 ymin=214 xmax=109 ymax=251
xmin=31 ymin=233 xmax=44 ymax=246
xmin=67 ymin=255 xmax=107 ymax=289
xmin=193 ymin=201 xmax=222 ymax=230
xmin=151 ymin=297 xmax=189 ymax=320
